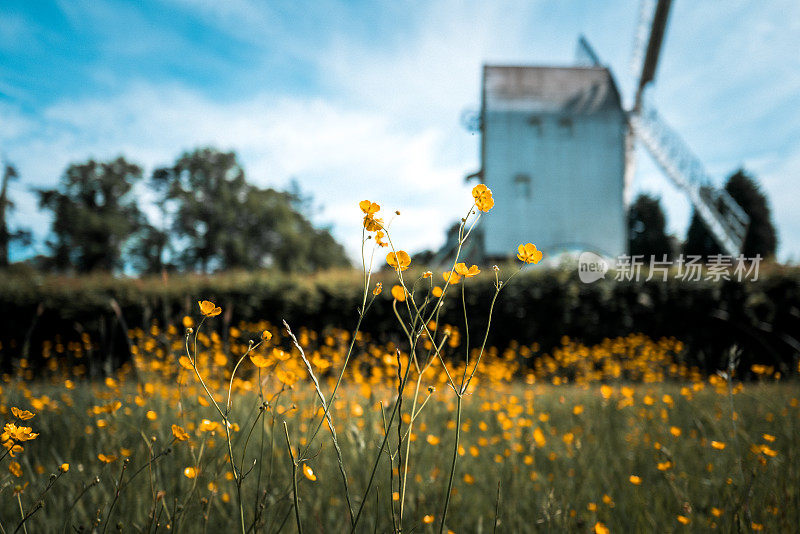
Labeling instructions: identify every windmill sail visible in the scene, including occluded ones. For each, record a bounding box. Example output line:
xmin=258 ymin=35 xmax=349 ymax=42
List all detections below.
xmin=628 ymin=0 xmax=749 ymax=255
xmin=630 ymin=105 xmax=748 ymax=256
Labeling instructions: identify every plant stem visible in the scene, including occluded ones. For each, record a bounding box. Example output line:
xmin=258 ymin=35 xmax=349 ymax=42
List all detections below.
xmin=439 ymin=394 xmax=462 ymax=533
xmin=283 ymin=422 xmax=303 ymax=534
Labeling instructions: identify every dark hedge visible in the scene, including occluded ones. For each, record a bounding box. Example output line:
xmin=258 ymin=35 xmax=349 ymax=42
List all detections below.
xmin=1 ymin=266 xmax=798 ymax=377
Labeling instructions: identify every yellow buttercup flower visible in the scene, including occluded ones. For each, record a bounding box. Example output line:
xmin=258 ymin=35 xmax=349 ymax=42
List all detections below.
xmin=272 ymin=347 xmax=290 ymax=361
xmin=2 ymin=423 xmax=38 ymax=442
xmin=533 ymin=427 xmax=546 ymax=447
xmin=250 ymin=352 xmax=270 ymax=368
xmin=11 ymin=407 xmax=35 ymax=421
xmin=276 ymin=368 xmax=298 ymax=386
xmin=373 ymin=282 xmax=383 ymax=296
xmin=516 ymin=243 xmax=543 ymax=264
xmin=184 ymin=466 xmax=198 ymax=479
xmin=8 ymin=461 xmax=22 ymax=477
xmin=360 ymin=201 xmax=383 ymax=232
xmin=2 ymin=442 xmax=23 ymax=457
xmin=454 ymin=262 xmax=480 ymax=277
xmin=472 ymin=184 xmax=494 ymax=212
xmin=171 ymin=424 xmax=189 ymax=442
xmin=761 ymin=446 xmax=778 ymax=457
xmin=198 ymin=300 xmax=222 ymax=317
xmin=98 ymin=453 xmax=117 ymax=464
xmin=422 ymin=515 xmax=435 ymax=525
xmin=261 ymin=330 xmax=273 ymax=341
xmin=59 ymin=463 xmax=69 ymax=473
xmin=199 ymin=419 xmax=220 ymax=433
xmin=302 ymin=463 xmax=317 ymax=481
xmin=363 ymin=214 xmax=383 ymax=232
xmin=711 ymin=441 xmax=726 ymax=450
xmin=442 ymin=271 xmax=461 ymax=285
xmin=629 ymin=475 xmax=641 ymax=485
xmin=386 ymin=250 xmax=411 ymax=271
xmin=359 ymin=200 xmax=380 ymax=215
xmin=391 ymin=285 xmax=407 ymax=302
xmin=594 ymin=523 xmax=610 ymax=534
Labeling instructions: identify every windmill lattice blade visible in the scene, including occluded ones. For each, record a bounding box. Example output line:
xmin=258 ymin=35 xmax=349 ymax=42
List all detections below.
xmin=630 ymin=105 xmax=749 ymax=256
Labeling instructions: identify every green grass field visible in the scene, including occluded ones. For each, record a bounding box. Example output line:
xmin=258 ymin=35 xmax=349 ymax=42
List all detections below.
xmin=1 ymin=374 xmax=796 ymax=533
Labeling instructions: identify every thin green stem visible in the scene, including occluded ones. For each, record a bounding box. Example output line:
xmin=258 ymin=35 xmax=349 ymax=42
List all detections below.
xmin=351 ymin=350 xmax=414 ymax=533
xmin=438 ymin=394 xmax=462 ymax=534
xmin=283 ymin=422 xmax=303 ymax=534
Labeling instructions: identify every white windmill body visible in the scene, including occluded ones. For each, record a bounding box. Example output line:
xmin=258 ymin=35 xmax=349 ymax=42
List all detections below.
xmin=467 ymin=0 xmax=748 ymax=262
xmin=480 ymin=66 xmax=627 ymax=259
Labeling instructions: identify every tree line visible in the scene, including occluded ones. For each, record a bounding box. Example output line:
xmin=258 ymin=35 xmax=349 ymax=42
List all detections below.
xmin=1 ymin=147 xmax=350 ymax=274
xmin=628 ymin=168 xmax=778 ymax=259
xmin=0 ymin=158 xmax=778 ymax=273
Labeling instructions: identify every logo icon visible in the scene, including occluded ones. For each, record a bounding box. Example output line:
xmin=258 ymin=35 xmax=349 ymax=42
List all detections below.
xmin=578 ymin=252 xmax=608 ymax=284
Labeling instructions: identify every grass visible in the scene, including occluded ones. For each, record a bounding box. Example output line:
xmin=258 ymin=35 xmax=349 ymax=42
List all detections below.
xmin=0 ymin=372 xmax=796 ymax=532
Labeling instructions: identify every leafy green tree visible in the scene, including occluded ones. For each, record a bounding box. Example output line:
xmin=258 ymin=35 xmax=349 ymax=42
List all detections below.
xmin=38 ymin=157 xmax=144 ymax=272
xmin=683 ymin=169 xmax=777 ymax=258
xmin=129 ymin=224 xmax=171 ymax=274
xmin=153 ymin=147 xmax=349 ymax=272
xmin=683 ymin=189 xmax=724 ymax=258
xmin=152 ymin=148 xmax=248 ymax=272
xmin=726 ymin=169 xmax=777 ymax=258
xmin=0 ymin=163 xmax=32 ymax=267
xmin=628 ymin=193 xmax=673 ymax=258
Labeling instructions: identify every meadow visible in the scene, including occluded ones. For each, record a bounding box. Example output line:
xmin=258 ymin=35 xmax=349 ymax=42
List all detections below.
xmin=0 ymin=324 xmax=796 ymax=533
xmin=0 ymin=187 xmax=797 ymax=533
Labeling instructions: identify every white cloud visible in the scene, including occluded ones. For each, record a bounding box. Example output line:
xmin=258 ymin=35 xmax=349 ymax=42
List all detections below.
xmin=2 ymin=83 xmax=470 ymax=262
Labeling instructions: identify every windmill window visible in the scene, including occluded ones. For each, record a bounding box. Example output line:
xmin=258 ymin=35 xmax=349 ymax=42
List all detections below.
xmin=513 ymin=174 xmax=532 ymax=199
xmin=527 ymin=116 xmax=542 ymax=135
xmin=558 ymin=117 xmax=573 ymax=135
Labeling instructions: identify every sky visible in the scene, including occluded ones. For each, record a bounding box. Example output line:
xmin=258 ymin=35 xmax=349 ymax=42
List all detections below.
xmin=1 ymin=0 xmax=799 ymax=263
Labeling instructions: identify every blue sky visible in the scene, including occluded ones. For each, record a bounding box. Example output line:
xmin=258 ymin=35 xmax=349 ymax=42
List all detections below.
xmin=1 ymin=0 xmax=799 ymax=263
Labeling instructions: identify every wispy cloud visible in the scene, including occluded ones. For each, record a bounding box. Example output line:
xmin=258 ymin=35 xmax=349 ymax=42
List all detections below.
xmin=1 ymin=83 xmax=467 ymax=260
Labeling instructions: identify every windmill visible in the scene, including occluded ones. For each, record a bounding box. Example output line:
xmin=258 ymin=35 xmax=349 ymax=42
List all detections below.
xmin=445 ymin=0 xmax=749 ymax=265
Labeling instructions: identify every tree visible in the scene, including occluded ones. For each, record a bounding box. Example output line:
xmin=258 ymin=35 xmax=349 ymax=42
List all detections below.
xmin=0 ymin=163 xmax=32 ymax=267
xmin=129 ymin=224 xmax=171 ymax=274
xmin=152 ymin=148 xmax=248 ymax=272
xmin=726 ymin=169 xmax=777 ymax=258
xmin=683 ymin=169 xmax=777 ymax=258
xmin=683 ymin=190 xmax=724 ymax=258
xmin=628 ymin=193 xmax=673 ymax=258
xmin=153 ymin=147 xmax=349 ymax=272
xmin=38 ymin=157 xmax=144 ymax=272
